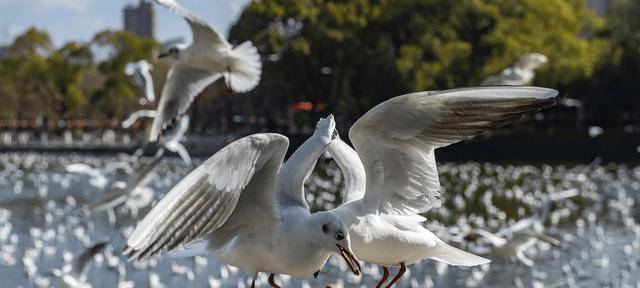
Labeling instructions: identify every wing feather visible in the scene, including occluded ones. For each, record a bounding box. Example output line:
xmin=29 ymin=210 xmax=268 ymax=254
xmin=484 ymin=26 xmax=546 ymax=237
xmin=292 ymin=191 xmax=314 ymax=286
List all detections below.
xmin=350 ymin=87 xmax=558 ymax=215
xmin=125 ymin=133 xmax=288 ymax=259
xmin=148 ymin=63 xmax=220 ymax=141
xmin=152 ymin=0 xmax=230 ymax=48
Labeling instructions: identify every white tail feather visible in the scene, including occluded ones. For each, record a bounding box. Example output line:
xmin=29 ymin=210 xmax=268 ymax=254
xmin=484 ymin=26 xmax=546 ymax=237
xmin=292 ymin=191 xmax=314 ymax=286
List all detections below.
xmin=227 ymin=41 xmax=262 ymax=93
xmin=429 ymin=242 xmax=491 ymax=266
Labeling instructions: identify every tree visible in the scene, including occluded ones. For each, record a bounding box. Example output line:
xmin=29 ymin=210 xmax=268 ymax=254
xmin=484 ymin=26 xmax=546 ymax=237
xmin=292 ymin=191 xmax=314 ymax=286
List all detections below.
xmin=2 ymin=28 xmax=56 ymax=119
xmin=48 ymin=42 xmax=94 ymax=116
xmin=229 ymin=0 xmax=612 ymax=128
xmin=91 ymin=30 xmax=157 ymax=118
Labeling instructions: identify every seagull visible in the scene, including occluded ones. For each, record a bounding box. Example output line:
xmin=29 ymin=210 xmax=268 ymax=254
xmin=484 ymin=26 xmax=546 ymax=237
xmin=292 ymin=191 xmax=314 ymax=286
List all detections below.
xmin=49 ymin=239 xmax=109 ymax=288
xmin=465 ymin=228 xmax=560 ymax=267
xmin=158 ymin=115 xmax=192 ymax=166
xmin=129 ymin=115 xmax=193 ymax=166
xmin=147 ymin=0 xmax=262 ymax=142
xmin=482 ymin=53 xmax=548 ymax=86
xmin=319 ymin=87 xmax=557 ymax=287
xmin=78 ymin=157 xmax=161 ymax=219
xmin=124 ymin=123 xmax=360 ymax=287
xmin=463 ymin=189 xmax=578 ymax=266
xmin=124 ymin=59 xmax=155 ymax=103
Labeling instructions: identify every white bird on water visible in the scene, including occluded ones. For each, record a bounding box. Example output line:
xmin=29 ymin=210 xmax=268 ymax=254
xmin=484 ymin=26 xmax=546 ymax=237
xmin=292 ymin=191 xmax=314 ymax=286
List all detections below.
xmin=124 ymin=118 xmax=361 ymax=287
xmin=317 ymin=87 xmax=557 ymax=287
xmin=482 ymin=53 xmax=548 ymax=86
xmin=124 ymin=59 xmax=156 ymax=104
xmin=147 ymin=0 xmax=262 ymax=143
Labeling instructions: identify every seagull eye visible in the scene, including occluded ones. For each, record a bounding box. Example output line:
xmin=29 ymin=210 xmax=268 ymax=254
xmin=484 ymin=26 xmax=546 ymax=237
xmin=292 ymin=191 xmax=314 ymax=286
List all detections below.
xmin=335 ymin=232 xmax=344 ymax=241
xmin=322 ymin=224 xmax=329 ymax=234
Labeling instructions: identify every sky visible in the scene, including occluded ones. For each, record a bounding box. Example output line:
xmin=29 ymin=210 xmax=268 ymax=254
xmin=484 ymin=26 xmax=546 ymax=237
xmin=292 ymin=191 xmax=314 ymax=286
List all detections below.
xmin=0 ymin=0 xmax=251 ymax=46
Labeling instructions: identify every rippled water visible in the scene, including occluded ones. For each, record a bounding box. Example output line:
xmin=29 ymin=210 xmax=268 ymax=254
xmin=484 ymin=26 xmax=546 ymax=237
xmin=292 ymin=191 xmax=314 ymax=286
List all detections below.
xmin=0 ymin=152 xmax=638 ymax=287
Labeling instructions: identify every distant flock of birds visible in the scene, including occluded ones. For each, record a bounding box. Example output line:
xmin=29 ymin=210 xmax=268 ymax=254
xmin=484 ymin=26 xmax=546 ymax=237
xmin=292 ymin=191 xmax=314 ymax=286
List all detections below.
xmin=7 ymin=0 xmax=599 ymax=287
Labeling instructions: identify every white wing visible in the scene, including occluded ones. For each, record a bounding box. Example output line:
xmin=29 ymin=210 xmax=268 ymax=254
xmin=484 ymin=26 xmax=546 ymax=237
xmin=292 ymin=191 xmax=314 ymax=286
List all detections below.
xmin=148 ymin=63 xmax=221 ymax=142
xmin=139 ymin=61 xmax=156 ymax=102
xmin=350 ymin=87 xmax=558 ymax=216
xmin=327 ymin=138 xmax=366 ymax=204
xmin=152 ymin=0 xmax=231 ymax=49
xmin=125 ymin=133 xmax=288 ymax=259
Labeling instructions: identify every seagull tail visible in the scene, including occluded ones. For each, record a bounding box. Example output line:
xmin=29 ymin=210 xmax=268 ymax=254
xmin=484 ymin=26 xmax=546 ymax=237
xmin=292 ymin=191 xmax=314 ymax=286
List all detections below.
xmin=227 ymin=41 xmax=262 ymax=93
xmin=428 ymin=241 xmax=491 ymax=266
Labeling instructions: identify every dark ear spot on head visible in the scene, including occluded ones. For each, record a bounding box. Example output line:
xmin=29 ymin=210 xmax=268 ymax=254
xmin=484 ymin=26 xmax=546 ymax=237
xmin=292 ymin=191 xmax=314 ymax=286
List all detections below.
xmin=322 ymin=224 xmax=329 ymax=234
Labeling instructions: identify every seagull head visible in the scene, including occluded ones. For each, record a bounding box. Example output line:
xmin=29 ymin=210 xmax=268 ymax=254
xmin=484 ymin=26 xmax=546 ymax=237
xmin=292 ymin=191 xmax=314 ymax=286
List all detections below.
xmin=310 ymin=211 xmax=361 ymax=276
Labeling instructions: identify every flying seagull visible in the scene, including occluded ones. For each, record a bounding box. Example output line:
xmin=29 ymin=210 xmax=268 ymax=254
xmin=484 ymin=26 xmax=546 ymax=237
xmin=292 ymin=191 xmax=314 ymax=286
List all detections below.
xmin=147 ymin=0 xmax=262 ymax=143
xmin=482 ymin=53 xmax=548 ymax=86
xmin=463 ymin=189 xmax=578 ymax=266
xmin=78 ymin=157 xmax=161 ymax=218
xmin=318 ymin=87 xmax=557 ymax=287
xmin=50 ymin=239 xmax=109 ymax=288
xmin=124 ymin=118 xmax=360 ymax=287
xmin=124 ymin=60 xmax=156 ymax=103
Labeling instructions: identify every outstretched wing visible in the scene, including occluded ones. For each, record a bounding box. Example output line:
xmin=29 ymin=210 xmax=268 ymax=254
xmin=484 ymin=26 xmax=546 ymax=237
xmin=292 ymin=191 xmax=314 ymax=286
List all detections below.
xmin=148 ymin=63 xmax=221 ymax=142
xmin=125 ymin=134 xmax=288 ymax=259
xmin=152 ymin=0 xmax=230 ymax=49
xmin=350 ymin=87 xmax=557 ymax=216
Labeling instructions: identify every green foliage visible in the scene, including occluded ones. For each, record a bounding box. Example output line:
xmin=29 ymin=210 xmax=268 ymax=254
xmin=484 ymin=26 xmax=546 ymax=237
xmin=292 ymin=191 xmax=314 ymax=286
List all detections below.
xmin=0 ymin=28 xmax=157 ymax=120
xmin=92 ymin=30 xmax=157 ymax=117
xmin=230 ymin=0 xmax=613 ymax=125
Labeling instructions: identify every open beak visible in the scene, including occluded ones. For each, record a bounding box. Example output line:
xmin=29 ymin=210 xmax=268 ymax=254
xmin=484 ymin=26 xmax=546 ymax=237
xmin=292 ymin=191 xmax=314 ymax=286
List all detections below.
xmin=336 ymin=244 xmax=361 ymax=276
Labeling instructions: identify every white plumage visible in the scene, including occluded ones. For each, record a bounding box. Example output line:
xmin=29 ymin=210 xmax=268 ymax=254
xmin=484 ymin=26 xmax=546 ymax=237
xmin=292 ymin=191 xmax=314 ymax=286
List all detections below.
xmin=124 ymin=60 xmax=155 ymax=103
xmin=320 ymin=86 xmax=557 ymax=287
xmin=125 ymin=119 xmax=361 ymax=286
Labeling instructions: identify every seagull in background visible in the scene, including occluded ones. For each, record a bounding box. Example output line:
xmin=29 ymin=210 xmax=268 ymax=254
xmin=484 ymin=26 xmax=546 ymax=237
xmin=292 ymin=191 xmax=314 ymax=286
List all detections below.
xmin=319 ymin=87 xmax=557 ymax=287
xmin=157 ymin=115 xmax=192 ymax=166
xmin=77 ymin=157 xmax=161 ymax=222
xmin=124 ymin=122 xmax=361 ymax=287
xmin=482 ymin=53 xmax=548 ymax=86
xmin=49 ymin=239 xmax=109 ymax=288
xmin=147 ymin=0 xmax=262 ymax=143
xmin=463 ymin=189 xmax=579 ymax=266
xmin=128 ymin=115 xmax=193 ymax=166
xmin=124 ymin=60 xmax=156 ymax=104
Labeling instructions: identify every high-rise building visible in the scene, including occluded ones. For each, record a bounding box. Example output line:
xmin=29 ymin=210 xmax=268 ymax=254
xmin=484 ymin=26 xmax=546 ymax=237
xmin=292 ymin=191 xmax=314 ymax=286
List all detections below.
xmin=123 ymin=0 xmax=155 ymax=39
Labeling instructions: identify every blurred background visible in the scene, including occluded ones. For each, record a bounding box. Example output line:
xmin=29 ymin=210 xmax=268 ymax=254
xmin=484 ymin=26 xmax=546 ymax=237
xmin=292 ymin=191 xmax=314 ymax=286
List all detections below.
xmin=0 ymin=0 xmax=638 ymax=160
xmin=0 ymin=1 xmax=639 ymax=288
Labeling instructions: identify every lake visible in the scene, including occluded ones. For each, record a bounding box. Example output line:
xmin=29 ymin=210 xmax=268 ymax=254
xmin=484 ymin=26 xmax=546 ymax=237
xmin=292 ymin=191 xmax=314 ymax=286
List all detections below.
xmin=0 ymin=152 xmax=638 ymax=287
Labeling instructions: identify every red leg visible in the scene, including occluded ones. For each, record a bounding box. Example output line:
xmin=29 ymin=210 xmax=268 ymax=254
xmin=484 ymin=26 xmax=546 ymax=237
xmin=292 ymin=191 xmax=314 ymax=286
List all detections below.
xmin=384 ymin=262 xmax=406 ymax=288
xmin=374 ymin=266 xmax=390 ymax=288
xmin=268 ymin=273 xmax=281 ymax=288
